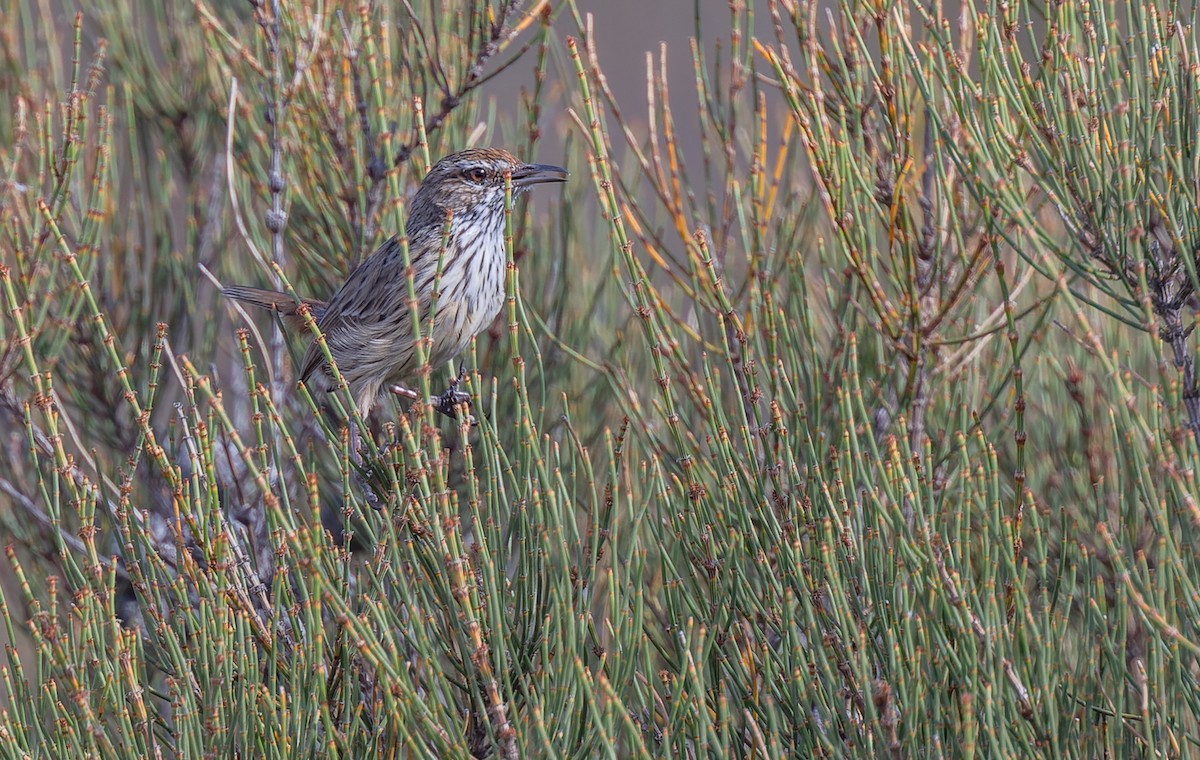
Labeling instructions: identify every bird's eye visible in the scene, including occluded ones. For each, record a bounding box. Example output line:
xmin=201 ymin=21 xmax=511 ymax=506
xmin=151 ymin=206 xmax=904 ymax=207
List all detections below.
xmin=467 ymin=168 xmax=488 ymax=183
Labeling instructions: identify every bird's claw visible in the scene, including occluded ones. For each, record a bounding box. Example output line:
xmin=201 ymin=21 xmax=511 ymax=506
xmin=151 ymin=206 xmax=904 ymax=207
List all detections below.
xmin=346 ymin=424 xmax=389 ymax=510
xmin=432 ymin=365 xmax=476 ymax=425
xmin=432 ymin=388 xmax=471 ymax=417
xmin=359 ymin=475 xmax=384 ymax=510
xmin=351 ymin=459 xmax=387 ymax=510
xmin=388 ymin=369 xmax=476 ymax=424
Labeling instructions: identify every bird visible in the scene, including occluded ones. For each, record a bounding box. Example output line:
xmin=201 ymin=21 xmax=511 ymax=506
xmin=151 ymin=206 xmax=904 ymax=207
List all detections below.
xmin=224 ymin=148 xmax=568 ymax=424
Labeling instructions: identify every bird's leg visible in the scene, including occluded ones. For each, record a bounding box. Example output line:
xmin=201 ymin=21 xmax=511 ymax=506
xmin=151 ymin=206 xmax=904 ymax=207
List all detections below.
xmin=388 ymin=369 xmax=475 ymax=425
xmin=352 ymin=469 xmax=383 ymax=510
xmin=349 ymin=418 xmax=363 ymax=462
xmin=433 ymin=363 xmax=476 ymax=425
xmin=388 ymin=384 xmax=420 ymax=401
xmin=348 ymin=418 xmax=384 ymax=510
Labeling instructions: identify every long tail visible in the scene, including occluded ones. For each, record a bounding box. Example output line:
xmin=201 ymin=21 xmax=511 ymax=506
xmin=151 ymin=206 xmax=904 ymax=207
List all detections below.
xmin=222 ymin=285 xmax=328 ymax=332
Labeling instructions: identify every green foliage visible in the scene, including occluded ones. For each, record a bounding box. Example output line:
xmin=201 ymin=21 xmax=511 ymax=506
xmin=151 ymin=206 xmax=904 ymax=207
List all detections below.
xmin=2 ymin=0 xmax=1200 ymax=757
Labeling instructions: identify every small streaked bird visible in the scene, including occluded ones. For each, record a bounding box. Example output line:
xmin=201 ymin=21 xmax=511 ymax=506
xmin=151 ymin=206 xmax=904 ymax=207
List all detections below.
xmin=224 ymin=148 xmax=567 ymax=421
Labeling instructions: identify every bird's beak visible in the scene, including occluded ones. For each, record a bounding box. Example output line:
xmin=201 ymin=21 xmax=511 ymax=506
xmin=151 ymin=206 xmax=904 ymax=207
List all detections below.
xmin=511 ymin=163 xmax=569 ymax=188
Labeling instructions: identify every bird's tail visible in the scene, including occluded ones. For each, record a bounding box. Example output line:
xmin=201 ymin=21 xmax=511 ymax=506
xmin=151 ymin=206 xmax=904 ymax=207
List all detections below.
xmin=222 ymin=285 xmax=328 ymax=332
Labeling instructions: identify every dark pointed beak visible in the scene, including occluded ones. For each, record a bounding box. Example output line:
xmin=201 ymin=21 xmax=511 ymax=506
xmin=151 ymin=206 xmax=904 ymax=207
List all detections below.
xmin=511 ymin=163 xmax=569 ymax=188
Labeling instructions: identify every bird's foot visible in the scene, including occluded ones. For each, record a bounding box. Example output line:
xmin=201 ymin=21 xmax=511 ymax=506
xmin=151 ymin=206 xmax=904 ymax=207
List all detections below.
xmin=353 ymin=466 xmax=385 ymax=510
xmin=388 ymin=369 xmax=476 ymax=425
xmin=348 ymin=426 xmax=389 ymax=510
xmin=432 ymin=365 xmax=476 ymax=425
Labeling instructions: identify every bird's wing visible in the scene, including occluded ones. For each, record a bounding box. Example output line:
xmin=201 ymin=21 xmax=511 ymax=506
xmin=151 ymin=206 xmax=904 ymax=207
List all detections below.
xmin=297 ymin=235 xmax=438 ymax=385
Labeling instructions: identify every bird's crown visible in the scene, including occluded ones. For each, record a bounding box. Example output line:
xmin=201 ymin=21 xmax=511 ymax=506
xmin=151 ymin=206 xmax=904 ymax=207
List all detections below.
xmin=410 ymin=148 xmax=567 ymax=215
xmin=404 ymin=148 xmax=567 ymax=239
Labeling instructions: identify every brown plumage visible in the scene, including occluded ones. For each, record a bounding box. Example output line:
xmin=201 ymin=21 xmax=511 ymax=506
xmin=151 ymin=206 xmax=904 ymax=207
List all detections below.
xmin=224 ymin=148 xmax=567 ymax=420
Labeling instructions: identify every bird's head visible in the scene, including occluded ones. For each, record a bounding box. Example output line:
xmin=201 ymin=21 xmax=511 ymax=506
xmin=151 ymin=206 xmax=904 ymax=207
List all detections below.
xmin=411 ymin=148 xmax=568 ymax=225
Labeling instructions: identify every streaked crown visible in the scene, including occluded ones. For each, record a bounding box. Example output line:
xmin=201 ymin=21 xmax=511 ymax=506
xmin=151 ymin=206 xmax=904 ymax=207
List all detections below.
xmin=409 ymin=148 xmax=568 ymax=222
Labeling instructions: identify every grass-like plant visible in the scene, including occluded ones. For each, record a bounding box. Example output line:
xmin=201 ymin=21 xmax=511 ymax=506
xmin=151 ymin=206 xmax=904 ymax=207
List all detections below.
xmin=1 ymin=0 xmax=1199 ymax=757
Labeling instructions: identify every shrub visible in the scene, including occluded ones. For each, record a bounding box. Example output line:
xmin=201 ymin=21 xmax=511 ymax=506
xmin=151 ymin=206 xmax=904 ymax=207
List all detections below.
xmin=1 ymin=0 xmax=1198 ymax=756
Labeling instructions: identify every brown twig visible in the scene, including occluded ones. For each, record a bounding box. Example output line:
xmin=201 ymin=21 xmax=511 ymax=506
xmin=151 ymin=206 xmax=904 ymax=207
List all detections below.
xmin=392 ymin=1 xmax=531 ymax=167
xmin=336 ymin=10 xmax=388 ymax=253
xmin=250 ymin=0 xmax=291 ymax=420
